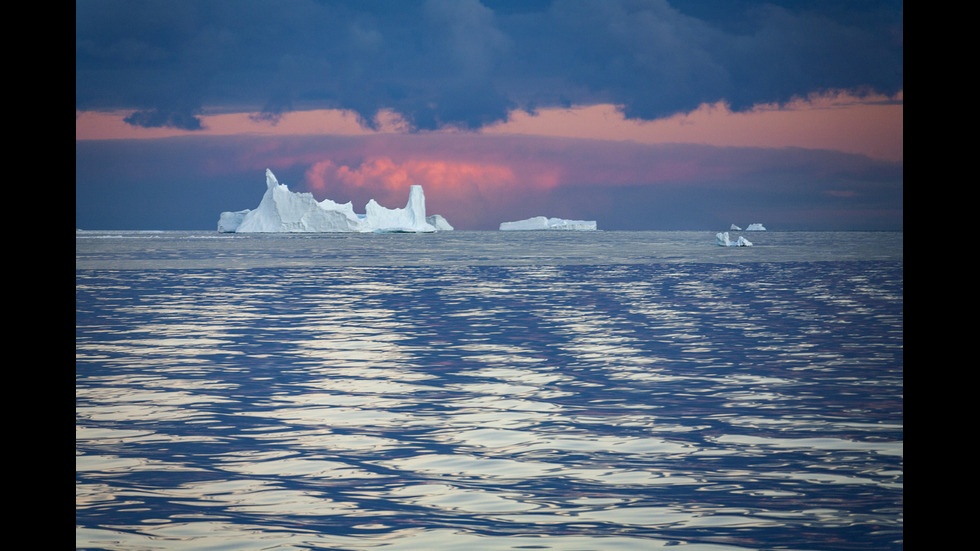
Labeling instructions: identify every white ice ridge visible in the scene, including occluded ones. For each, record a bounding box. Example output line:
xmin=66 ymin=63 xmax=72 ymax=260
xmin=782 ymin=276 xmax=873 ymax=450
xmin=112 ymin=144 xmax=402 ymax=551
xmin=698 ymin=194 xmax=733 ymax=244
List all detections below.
xmin=745 ymin=223 xmax=767 ymax=231
xmin=716 ymin=232 xmax=753 ymax=247
xmin=218 ymin=169 xmax=452 ymax=233
xmin=499 ymin=216 xmax=597 ymax=231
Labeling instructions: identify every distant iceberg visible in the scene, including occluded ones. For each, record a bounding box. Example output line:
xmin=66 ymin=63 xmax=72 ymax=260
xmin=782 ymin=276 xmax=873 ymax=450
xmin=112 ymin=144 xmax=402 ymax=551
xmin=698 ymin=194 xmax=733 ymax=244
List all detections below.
xmin=730 ymin=224 xmax=742 ymax=231
xmin=716 ymin=232 xmax=753 ymax=247
xmin=745 ymin=223 xmax=767 ymax=231
xmin=499 ymin=216 xmax=597 ymax=231
xmin=218 ymin=169 xmax=451 ymax=233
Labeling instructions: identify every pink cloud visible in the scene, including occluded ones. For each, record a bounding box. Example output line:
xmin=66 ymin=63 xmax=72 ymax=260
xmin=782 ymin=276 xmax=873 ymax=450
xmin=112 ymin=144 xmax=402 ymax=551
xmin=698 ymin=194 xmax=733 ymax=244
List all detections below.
xmin=483 ymin=90 xmax=903 ymax=162
xmin=78 ymin=88 xmax=901 ymax=166
xmin=307 ymin=157 xmax=514 ymax=193
xmin=304 ymin=156 xmax=536 ymax=227
xmin=77 ymin=89 xmax=902 ymax=163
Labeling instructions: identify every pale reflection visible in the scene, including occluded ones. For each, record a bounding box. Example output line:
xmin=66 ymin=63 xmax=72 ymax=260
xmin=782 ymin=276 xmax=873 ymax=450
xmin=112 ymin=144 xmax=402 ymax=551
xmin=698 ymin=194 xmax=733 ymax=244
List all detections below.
xmin=77 ymin=238 xmax=903 ymax=550
xmin=581 ymin=506 xmax=782 ymax=529
xmin=77 ymin=404 xmax=211 ymax=423
xmin=216 ymin=451 xmax=386 ymax=480
xmin=716 ymin=434 xmax=904 ymax=457
xmin=250 ymin=429 xmax=402 ymax=452
xmin=248 ymin=405 xmax=417 ymax=427
xmin=456 ymin=367 xmax=566 ymax=386
xmin=447 ymin=428 xmax=696 ymax=456
xmin=389 ymin=484 xmax=538 ymax=514
xmin=381 ymin=452 xmax=699 ymax=487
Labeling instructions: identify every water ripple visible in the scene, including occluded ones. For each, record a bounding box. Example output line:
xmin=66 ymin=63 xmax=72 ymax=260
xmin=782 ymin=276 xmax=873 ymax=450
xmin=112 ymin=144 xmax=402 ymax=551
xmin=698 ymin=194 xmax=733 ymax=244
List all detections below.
xmin=77 ymin=234 xmax=902 ymax=550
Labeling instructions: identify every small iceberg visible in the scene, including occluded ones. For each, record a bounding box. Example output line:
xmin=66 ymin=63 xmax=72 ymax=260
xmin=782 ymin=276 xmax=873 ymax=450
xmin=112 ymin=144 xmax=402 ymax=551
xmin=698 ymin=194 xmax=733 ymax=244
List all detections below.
xmin=716 ymin=232 xmax=753 ymax=247
xmin=730 ymin=224 xmax=742 ymax=231
xmin=745 ymin=223 xmax=766 ymax=231
xmin=499 ymin=216 xmax=597 ymax=231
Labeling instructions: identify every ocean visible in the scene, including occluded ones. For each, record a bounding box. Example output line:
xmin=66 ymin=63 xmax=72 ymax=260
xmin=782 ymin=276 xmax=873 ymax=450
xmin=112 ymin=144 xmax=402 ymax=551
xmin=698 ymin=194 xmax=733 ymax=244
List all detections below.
xmin=76 ymin=230 xmax=903 ymax=550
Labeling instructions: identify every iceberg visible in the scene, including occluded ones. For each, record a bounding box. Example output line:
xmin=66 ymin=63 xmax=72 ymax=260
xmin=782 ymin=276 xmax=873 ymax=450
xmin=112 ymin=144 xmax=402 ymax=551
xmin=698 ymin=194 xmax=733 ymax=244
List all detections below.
xmin=219 ymin=169 xmax=449 ymax=233
xmin=716 ymin=232 xmax=753 ymax=247
xmin=499 ymin=216 xmax=597 ymax=231
xmin=217 ymin=209 xmax=251 ymax=233
xmin=362 ymin=184 xmax=436 ymax=233
xmin=426 ymin=214 xmax=454 ymax=231
xmin=730 ymin=224 xmax=742 ymax=231
xmin=745 ymin=223 xmax=767 ymax=231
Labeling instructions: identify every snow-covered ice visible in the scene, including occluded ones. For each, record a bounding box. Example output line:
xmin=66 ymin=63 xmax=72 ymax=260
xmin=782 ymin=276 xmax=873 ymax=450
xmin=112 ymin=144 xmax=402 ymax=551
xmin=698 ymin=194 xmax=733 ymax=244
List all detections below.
xmin=426 ymin=214 xmax=454 ymax=231
xmin=499 ymin=216 xmax=597 ymax=231
xmin=745 ymin=223 xmax=767 ymax=231
xmin=217 ymin=210 xmax=251 ymax=233
xmin=219 ymin=169 xmax=450 ymax=233
xmin=716 ymin=232 xmax=753 ymax=247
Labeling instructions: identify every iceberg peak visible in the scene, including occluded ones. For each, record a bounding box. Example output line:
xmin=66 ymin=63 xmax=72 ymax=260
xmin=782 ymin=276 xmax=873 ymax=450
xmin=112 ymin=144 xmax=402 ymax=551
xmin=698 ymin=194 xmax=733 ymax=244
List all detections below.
xmin=265 ymin=168 xmax=280 ymax=190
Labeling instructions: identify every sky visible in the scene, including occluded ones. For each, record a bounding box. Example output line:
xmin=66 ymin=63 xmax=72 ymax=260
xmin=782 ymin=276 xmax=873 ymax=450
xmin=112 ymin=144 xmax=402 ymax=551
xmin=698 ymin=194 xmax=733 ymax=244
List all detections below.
xmin=76 ymin=0 xmax=903 ymax=231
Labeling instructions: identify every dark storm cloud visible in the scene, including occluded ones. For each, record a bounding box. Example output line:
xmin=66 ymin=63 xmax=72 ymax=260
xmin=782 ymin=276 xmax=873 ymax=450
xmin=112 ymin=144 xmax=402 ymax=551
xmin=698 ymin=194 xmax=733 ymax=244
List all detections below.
xmin=76 ymin=0 xmax=902 ymax=131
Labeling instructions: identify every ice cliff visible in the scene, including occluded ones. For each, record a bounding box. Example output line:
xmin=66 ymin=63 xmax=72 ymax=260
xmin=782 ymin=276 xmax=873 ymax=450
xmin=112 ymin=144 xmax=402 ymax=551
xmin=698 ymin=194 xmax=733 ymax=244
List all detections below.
xmin=499 ymin=216 xmax=597 ymax=231
xmin=218 ymin=169 xmax=451 ymax=233
xmin=426 ymin=214 xmax=454 ymax=231
xmin=716 ymin=232 xmax=753 ymax=247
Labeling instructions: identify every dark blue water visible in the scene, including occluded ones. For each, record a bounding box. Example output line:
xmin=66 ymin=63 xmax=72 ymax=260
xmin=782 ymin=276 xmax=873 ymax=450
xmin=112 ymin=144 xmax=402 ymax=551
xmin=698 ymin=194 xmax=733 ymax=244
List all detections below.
xmin=76 ymin=231 xmax=902 ymax=550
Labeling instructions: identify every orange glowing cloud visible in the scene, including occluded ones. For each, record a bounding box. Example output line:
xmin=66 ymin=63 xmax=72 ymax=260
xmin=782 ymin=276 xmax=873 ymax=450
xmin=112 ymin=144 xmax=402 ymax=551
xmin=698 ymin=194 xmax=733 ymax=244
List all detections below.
xmin=306 ymin=157 xmax=515 ymax=193
xmin=483 ymin=90 xmax=903 ymax=162
xmin=77 ymin=90 xmax=901 ymax=164
xmin=304 ymin=156 xmax=531 ymax=226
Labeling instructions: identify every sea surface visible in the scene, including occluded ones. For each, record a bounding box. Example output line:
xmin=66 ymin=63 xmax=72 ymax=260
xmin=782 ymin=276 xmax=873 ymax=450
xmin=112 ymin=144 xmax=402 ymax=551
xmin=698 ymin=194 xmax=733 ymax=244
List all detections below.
xmin=76 ymin=230 xmax=903 ymax=550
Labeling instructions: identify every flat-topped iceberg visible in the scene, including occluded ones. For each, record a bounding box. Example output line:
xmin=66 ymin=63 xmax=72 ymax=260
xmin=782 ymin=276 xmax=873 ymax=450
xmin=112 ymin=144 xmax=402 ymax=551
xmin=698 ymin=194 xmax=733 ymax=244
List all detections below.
xmin=499 ymin=216 xmax=597 ymax=231
xmin=716 ymin=232 xmax=753 ymax=247
xmin=218 ymin=169 xmax=450 ymax=233
xmin=745 ymin=223 xmax=767 ymax=231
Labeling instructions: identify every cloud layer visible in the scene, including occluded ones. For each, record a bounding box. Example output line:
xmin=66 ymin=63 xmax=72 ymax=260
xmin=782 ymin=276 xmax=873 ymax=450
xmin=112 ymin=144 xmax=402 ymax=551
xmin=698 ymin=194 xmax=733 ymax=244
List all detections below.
xmin=76 ymin=0 xmax=903 ymax=131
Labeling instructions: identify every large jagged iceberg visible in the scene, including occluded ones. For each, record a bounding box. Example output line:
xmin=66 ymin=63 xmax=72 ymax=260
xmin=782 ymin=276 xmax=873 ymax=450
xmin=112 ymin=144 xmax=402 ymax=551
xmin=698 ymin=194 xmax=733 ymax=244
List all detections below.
xmin=499 ymin=216 xmax=597 ymax=231
xmin=218 ymin=169 xmax=451 ymax=233
xmin=716 ymin=232 xmax=753 ymax=247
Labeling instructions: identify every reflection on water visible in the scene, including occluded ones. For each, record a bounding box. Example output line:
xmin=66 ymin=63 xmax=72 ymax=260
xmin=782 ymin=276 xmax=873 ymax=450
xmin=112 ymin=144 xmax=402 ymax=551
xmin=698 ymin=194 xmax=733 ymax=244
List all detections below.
xmin=77 ymin=232 xmax=902 ymax=550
